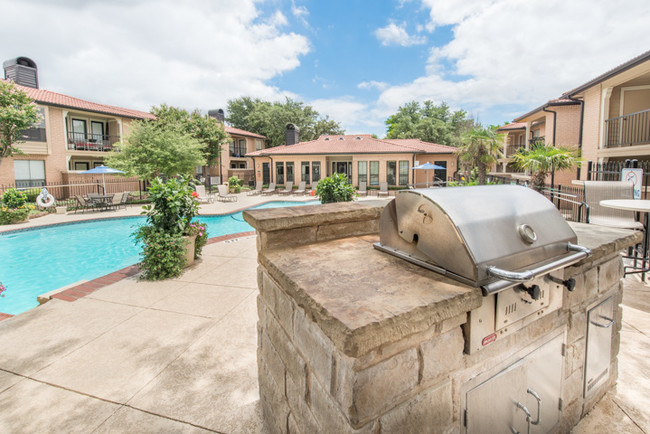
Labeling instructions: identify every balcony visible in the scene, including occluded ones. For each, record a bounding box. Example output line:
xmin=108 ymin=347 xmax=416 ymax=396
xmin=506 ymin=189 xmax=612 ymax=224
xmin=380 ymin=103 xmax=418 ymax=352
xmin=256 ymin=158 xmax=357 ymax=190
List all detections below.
xmin=605 ymin=109 xmax=650 ymax=148
xmin=67 ymin=132 xmax=120 ymax=152
xmin=507 ymin=144 xmax=525 ymax=157
xmin=229 ymin=145 xmax=248 ymax=158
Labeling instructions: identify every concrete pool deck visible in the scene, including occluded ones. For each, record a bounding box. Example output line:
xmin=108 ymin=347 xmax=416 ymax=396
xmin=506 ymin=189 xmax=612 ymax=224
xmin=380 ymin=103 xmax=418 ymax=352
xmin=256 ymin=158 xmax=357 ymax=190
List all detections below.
xmin=0 ymin=195 xmax=648 ymax=432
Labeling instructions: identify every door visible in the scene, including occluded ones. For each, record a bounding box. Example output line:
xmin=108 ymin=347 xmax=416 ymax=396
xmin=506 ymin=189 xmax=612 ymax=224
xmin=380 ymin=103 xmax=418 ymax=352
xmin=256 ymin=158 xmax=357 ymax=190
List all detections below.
xmin=333 ymin=161 xmax=352 ymax=182
xmin=262 ymin=163 xmax=270 ymax=184
xmin=91 ymin=121 xmax=104 ymax=146
xmin=584 ymin=296 xmax=615 ymax=399
xmin=434 ymin=161 xmax=447 ymax=184
xmin=72 ymin=119 xmax=87 ymax=145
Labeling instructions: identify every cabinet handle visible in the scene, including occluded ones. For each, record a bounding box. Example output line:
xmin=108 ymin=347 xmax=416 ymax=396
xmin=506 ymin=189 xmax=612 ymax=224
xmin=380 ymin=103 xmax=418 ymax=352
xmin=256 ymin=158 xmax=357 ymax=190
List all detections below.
xmin=590 ymin=315 xmax=614 ymax=328
xmin=515 ymin=401 xmax=532 ymax=434
xmin=527 ymin=388 xmax=542 ymax=425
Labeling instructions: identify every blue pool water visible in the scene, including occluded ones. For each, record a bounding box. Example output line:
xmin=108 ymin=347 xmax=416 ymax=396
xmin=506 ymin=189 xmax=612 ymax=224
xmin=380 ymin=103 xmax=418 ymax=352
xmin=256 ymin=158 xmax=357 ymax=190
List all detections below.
xmin=0 ymin=200 xmax=319 ymax=315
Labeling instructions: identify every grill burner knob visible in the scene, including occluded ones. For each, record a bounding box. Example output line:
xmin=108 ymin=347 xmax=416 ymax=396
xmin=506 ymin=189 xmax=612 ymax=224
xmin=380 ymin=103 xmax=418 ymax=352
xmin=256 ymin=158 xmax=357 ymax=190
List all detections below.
xmin=516 ymin=283 xmax=541 ymax=300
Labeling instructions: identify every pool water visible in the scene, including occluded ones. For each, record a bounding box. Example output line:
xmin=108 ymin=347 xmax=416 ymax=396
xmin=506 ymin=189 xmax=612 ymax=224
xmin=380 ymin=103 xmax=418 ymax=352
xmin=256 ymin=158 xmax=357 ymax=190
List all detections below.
xmin=0 ymin=200 xmax=319 ymax=315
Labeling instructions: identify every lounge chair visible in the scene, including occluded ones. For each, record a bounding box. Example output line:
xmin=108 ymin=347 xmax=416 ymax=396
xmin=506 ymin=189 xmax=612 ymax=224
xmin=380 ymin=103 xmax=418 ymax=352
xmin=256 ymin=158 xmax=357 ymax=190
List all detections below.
xmin=583 ymin=181 xmax=643 ymax=229
xmin=248 ymin=181 xmax=263 ymax=195
xmin=194 ymin=185 xmax=215 ymax=204
xmin=357 ymin=181 xmax=367 ymax=197
xmin=378 ymin=182 xmax=389 ymax=197
xmin=279 ymin=181 xmax=294 ymax=195
xmin=217 ymin=184 xmax=238 ymax=202
xmin=262 ymin=183 xmax=276 ymax=195
xmin=293 ymin=181 xmax=306 ymax=195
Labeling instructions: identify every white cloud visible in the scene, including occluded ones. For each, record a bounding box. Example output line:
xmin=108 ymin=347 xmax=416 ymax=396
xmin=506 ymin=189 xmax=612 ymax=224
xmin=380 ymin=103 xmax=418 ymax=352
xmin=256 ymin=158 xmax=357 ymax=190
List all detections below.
xmin=291 ymin=0 xmax=310 ymax=27
xmin=375 ymin=0 xmax=650 ymax=124
xmin=358 ymin=81 xmax=389 ymax=91
xmin=375 ymin=23 xmax=427 ymax=47
xmin=0 ymin=0 xmax=309 ymax=114
xmin=309 ymin=98 xmax=377 ymax=134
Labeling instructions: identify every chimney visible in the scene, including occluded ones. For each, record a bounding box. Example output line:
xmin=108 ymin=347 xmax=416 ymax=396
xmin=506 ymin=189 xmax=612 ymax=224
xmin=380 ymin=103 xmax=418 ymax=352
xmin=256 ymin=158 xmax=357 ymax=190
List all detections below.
xmin=3 ymin=57 xmax=39 ymax=89
xmin=286 ymin=123 xmax=299 ymax=146
xmin=208 ymin=108 xmax=225 ymax=124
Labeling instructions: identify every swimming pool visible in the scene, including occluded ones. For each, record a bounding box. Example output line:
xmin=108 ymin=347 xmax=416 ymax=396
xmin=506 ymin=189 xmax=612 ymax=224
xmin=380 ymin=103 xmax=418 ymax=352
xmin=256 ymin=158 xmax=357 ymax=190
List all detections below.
xmin=0 ymin=200 xmax=319 ymax=315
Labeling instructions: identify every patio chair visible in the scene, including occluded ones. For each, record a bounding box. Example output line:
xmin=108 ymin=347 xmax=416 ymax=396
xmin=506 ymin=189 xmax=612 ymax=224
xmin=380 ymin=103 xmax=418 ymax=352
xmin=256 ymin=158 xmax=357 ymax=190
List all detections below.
xmin=279 ymin=181 xmax=294 ymax=195
xmin=378 ymin=182 xmax=389 ymax=197
xmin=194 ymin=185 xmax=215 ymax=204
xmin=262 ymin=182 xmax=276 ymax=195
xmin=583 ymin=181 xmax=644 ymax=229
xmin=74 ymin=195 xmax=96 ymax=214
xmin=248 ymin=181 xmax=263 ymax=195
xmin=106 ymin=192 xmax=124 ymax=211
xmin=119 ymin=191 xmax=130 ymax=209
xmin=217 ymin=184 xmax=238 ymax=202
xmin=294 ymin=181 xmax=306 ymax=195
xmin=357 ymin=181 xmax=367 ymax=197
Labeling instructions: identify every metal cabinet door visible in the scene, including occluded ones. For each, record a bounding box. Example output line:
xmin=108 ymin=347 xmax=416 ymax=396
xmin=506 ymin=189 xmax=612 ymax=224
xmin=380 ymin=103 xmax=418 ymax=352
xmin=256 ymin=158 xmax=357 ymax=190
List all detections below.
xmin=584 ymin=296 xmax=615 ymax=399
xmin=466 ymin=360 xmax=528 ymax=434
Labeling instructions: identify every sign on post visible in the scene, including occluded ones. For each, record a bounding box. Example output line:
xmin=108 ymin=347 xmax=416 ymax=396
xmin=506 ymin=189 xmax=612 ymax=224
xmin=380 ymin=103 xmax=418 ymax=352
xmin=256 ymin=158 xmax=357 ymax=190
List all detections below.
xmin=621 ymin=168 xmax=643 ymax=199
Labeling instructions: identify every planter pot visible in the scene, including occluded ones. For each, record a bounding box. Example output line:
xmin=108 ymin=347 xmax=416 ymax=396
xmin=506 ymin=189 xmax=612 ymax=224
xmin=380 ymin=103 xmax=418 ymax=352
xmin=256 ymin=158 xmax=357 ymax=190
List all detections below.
xmin=183 ymin=235 xmax=197 ymax=267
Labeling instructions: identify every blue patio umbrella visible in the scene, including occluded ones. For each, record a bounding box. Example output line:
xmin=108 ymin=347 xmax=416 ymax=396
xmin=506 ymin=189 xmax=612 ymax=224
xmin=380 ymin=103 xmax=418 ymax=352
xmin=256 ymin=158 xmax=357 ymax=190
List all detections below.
xmin=81 ymin=165 xmax=125 ymax=193
xmin=412 ymin=162 xmax=446 ymax=187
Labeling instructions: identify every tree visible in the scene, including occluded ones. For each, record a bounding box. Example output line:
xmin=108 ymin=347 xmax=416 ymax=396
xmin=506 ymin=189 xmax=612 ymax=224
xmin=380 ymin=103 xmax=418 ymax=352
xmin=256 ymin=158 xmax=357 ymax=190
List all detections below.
xmin=510 ymin=144 xmax=581 ymax=191
xmin=0 ymin=80 xmax=42 ymax=163
xmin=150 ymin=104 xmax=229 ymax=168
xmin=106 ymin=121 xmax=205 ymax=180
xmin=226 ymin=97 xmax=344 ymax=147
xmin=456 ymin=126 xmax=503 ymax=185
xmin=385 ymin=100 xmax=477 ymax=146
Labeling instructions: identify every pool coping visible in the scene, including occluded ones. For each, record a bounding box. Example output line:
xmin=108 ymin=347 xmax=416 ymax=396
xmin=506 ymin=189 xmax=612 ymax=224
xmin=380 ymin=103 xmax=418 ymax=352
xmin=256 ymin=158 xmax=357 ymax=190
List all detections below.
xmin=0 ymin=231 xmax=257 ymax=321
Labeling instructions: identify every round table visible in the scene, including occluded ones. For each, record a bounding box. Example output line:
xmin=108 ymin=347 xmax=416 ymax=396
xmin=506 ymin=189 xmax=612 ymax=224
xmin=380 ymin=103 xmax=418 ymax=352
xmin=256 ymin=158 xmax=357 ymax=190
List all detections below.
xmin=600 ymin=199 xmax=650 ymax=278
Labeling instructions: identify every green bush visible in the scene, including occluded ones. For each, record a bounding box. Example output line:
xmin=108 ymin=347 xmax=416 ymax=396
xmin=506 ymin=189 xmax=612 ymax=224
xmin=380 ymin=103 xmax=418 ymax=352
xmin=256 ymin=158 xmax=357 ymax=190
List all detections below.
xmin=1 ymin=188 xmax=26 ymax=209
xmin=228 ymin=176 xmax=243 ymax=187
xmin=22 ymin=188 xmax=40 ymax=203
xmin=133 ymin=226 xmax=187 ymax=280
xmin=315 ymin=173 xmax=356 ymax=204
xmin=141 ymin=177 xmax=198 ymax=234
xmin=0 ymin=205 xmax=32 ymax=224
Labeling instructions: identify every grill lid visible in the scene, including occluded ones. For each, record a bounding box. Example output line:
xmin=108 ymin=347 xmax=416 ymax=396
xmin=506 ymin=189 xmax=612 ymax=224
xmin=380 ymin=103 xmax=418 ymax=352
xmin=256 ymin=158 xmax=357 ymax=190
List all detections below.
xmin=374 ymin=185 xmax=590 ymax=294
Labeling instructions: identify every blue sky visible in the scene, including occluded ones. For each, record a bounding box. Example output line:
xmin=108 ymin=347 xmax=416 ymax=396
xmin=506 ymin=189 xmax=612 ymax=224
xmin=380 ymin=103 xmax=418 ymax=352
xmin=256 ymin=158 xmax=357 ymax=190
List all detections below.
xmin=1 ymin=0 xmax=649 ymax=138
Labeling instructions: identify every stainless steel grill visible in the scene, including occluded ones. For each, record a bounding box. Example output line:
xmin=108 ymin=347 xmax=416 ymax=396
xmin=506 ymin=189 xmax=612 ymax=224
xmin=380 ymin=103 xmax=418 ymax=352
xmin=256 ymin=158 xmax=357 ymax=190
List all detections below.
xmin=374 ymin=185 xmax=591 ymax=295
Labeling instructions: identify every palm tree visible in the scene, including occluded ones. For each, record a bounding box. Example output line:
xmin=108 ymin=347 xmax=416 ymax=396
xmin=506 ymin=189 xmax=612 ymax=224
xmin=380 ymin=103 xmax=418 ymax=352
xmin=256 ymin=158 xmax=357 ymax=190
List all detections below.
xmin=510 ymin=144 xmax=581 ymax=191
xmin=456 ymin=126 xmax=503 ymax=185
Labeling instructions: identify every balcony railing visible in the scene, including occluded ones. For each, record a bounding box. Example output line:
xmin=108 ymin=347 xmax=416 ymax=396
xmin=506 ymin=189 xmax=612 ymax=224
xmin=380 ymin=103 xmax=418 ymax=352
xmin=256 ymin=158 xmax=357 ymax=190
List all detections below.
xmin=507 ymin=144 xmax=525 ymax=157
xmin=67 ymin=132 xmax=120 ymax=151
xmin=605 ymin=108 xmax=650 ymax=148
xmin=229 ymin=145 xmax=248 ymax=158
xmin=529 ymin=136 xmax=545 ymax=146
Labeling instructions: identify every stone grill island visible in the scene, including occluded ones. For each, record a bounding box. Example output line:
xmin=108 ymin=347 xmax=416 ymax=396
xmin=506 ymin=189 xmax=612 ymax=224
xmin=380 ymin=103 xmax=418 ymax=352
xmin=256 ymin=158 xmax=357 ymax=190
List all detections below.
xmin=243 ymin=200 xmax=640 ymax=433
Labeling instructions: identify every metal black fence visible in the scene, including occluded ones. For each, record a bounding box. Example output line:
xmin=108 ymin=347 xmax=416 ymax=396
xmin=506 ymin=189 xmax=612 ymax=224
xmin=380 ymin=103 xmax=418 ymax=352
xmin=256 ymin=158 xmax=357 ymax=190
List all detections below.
xmin=604 ymin=109 xmax=650 ymax=148
xmin=0 ymin=178 xmax=148 ymax=208
xmin=587 ymin=160 xmax=650 ymax=200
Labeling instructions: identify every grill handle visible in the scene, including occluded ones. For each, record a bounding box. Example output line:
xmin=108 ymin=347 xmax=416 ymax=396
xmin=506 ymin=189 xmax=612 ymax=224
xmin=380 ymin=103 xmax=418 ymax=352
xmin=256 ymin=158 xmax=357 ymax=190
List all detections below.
xmin=483 ymin=243 xmax=591 ymax=295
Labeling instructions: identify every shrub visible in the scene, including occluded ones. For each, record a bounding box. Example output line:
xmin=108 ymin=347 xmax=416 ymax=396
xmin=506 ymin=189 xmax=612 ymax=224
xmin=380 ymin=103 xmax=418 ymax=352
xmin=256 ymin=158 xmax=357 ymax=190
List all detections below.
xmin=187 ymin=221 xmax=208 ymax=259
xmin=228 ymin=176 xmax=243 ymax=187
xmin=141 ymin=177 xmax=198 ymax=234
xmin=133 ymin=226 xmax=187 ymax=280
xmin=1 ymin=188 xmax=26 ymax=208
xmin=22 ymin=188 xmax=40 ymax=203
xmin=0 ymin=204 xmax=33 ymax=224
xmin=315 ymin=173 xmax=356 ymax=204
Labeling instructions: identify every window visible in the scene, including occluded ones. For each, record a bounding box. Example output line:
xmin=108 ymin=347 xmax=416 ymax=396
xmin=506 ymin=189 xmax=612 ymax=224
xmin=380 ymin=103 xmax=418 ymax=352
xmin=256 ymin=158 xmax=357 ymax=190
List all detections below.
xmin=74 ymin=162 xmax=89 ymax=171
xmin=386 ymin=161 xmax=396 ymax=186
xmin=399 ymin=161 xmax=409 ymax=185
xmin=14 ymin=160 xmax=45 ymax=188
xmin=91 ymin=121 xmax=104 ymax=144
xmin=358 ymin=161 xmax=367 ymax=185
xmin=286 ymin=162 xmax=295 ymax=183
xmin=93 ymin=161 xmax=104 ymax=168
xmin=239 ymin=163 xmax=246 ymax=169
xmin=369 ymin=161 xmax=379 ymax=186
xmin=23 ymin=107 xmax=46 ymax=142
xmin=312 ymin=162 xmax=321 ymax=183
xmin=276 ymin=162 xmax=285 ymax=184
xmin=231 ymin=139 xmax=246 ymax=157
xmin=301 ymin=162 xmax=310 ymax=183
xmin=72 ymin=119 xmax=87 ymax=141
xmin=230 ymin=162 xmax=237 ymax=169
xmin=255 ymin=139 xmax=263 ymax=150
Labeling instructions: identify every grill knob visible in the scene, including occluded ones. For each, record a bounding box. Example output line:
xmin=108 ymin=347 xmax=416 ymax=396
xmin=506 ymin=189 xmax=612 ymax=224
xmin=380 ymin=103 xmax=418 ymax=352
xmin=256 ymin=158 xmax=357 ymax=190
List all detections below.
xmin=518 ymin=224 xmax=537 ymax=244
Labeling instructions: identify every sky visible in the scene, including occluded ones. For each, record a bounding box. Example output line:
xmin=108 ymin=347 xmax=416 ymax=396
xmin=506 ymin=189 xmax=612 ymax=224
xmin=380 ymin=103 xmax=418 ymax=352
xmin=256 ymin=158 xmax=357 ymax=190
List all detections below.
xmin=1 ymin=0 xmax=649 ymax=138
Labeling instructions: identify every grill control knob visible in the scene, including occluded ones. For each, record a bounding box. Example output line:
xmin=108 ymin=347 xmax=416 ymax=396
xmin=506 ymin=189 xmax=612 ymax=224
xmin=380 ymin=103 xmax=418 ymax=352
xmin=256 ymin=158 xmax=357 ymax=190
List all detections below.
xmin=518 ymin=224 xmax=537 ymax=244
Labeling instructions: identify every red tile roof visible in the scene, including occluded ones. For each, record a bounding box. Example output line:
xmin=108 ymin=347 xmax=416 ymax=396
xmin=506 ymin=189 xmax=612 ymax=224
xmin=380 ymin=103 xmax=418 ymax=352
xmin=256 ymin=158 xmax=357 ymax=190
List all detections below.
xmin=224 ymin=126 xmax=266 ymax=139
xmin=5 ymin=80 xmax=156 ymax=120
xmin=246 ymin=135 xmax=456 ymax=156
xmin=497 ymin=122 xmax=526 ymax=131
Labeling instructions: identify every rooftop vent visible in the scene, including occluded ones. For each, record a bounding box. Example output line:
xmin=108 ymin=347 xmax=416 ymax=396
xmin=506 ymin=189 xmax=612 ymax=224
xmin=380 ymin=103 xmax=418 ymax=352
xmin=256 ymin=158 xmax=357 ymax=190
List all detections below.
xmin=355 ymin=136 xmax=362 ymax=140
xmin=338 ymin=137 xmax=344 ymax=140
xmin=324 ymin=137 xmax=330 ymax=141
xmin=208 ymin=108 xmax=225 ymax=124
xmin=3 ymin=57 xmax=38 ymax=89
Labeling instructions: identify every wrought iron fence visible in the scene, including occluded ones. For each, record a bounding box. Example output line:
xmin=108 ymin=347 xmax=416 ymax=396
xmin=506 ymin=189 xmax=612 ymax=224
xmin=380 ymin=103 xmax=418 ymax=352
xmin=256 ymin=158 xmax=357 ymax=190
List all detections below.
xmin=587 ymin=160 xmax=650 ymax=199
